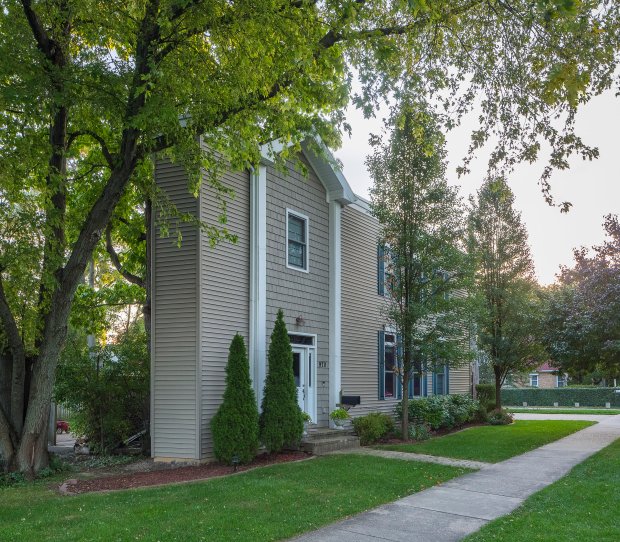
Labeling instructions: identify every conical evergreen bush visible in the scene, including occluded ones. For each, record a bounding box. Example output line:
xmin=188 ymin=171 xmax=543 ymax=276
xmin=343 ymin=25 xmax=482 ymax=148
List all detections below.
xmin=260 ymin=309 xmax=304 ymax=452
xmin=211 ymin=334 xmax=259 ymax=464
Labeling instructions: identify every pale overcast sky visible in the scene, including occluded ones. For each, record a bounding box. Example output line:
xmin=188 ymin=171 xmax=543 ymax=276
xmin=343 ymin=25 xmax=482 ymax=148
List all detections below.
xmin=334 ymin=89 xmax=620 ymax=285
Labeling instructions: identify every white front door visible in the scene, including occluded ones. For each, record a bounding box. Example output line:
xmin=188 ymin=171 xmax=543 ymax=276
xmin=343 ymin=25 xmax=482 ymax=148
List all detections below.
xmin=292 ymin=346 xmax=316 ymax=421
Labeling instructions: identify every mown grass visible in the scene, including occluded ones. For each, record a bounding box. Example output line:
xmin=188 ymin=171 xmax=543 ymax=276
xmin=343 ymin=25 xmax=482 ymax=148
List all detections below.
xmin=377 ymin=420 xmax=595 ymax=463
xmin=0 ymin=454 xmax=469 ymax=542
xmin=507 ymin=407 xmax=620 ymax=415
xmin=464 ymin=437 xmax=620 ymax=541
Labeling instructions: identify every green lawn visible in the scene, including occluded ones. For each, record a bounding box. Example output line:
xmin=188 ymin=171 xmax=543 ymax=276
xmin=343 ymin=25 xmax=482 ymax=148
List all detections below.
xmin=0 ymin=454 xmax=469 ymax=541
xmin=465 ymin=437 xmax=620 ymax=541
xmin=507 ymin=407 xmax=620 ymax=415
xmin=378 ymin=420 xmax=595 ymax=463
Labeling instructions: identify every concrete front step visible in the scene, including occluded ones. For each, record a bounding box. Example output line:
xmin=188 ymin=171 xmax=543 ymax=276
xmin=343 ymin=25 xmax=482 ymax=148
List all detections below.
xmin=304 ymin=427 xmax=355 ymax=441
xmin=301 ymin=435 xmax=360 ymax=455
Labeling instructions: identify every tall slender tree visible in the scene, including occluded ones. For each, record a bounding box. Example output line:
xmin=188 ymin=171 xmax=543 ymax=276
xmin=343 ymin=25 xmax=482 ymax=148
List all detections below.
xmin=369 ymin=104 xmax=473 ymax=439
xmin=469 ymin=179 xmax=544 ymax=408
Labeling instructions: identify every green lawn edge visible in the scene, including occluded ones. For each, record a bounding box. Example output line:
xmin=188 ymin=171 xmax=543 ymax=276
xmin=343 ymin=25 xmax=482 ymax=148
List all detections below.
xmin=376 ymin=420 xmax=595 ymax=463
xmin=464 ymin=437 xmax=620 ymax=541
xmin=0 ymin=454 xmax=470 ymax=542
xmin=507 ymin=407 xmax=620 ymax=415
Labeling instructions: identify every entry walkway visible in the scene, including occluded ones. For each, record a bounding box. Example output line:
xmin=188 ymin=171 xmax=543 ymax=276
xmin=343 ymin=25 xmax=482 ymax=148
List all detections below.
xmin=292 ymin=414 xmax=620 ymax=542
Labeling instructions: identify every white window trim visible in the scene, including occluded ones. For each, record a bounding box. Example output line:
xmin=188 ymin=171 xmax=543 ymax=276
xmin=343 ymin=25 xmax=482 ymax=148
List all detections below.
xmin=557 ymin=375 xmax=566 ymax=388
xmin=529 ymin=373 xmax=539 ymax=387
xmin=286 ymin=208 xmax=310 ymax=273
xmin=383 ymin=332 xmax=397 ymax=399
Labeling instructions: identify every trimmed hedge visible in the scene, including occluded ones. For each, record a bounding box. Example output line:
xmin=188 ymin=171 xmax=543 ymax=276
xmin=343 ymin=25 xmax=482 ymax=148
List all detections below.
xmin=502 ymin=387 xmax=620 ymax=407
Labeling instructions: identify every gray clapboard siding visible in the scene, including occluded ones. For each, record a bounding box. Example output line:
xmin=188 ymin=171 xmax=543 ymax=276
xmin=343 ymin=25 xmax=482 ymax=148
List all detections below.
xmin=449 ymin=365 xmax=471 ymax=394
xmin=199 ymin=165 xmax=250 ymax=458
xmin=341 ymin=203 xmax=399 ymax=418
xmin=152 ymin=159 xmax=199 ymax=459
xmin=341 ymin=202 xmax=473 ymax=420
xmin=265 ymin=157 xmax=330 ymax=426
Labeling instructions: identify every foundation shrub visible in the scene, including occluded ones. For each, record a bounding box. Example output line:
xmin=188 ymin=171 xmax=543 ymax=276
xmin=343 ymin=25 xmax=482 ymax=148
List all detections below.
xmin=211 ymin=334 xmax=259 ymax=464
xmin=352 ymin=413 xmax=395 ymax=445
xmin=396 ymin=395 xmax=480 ymax=430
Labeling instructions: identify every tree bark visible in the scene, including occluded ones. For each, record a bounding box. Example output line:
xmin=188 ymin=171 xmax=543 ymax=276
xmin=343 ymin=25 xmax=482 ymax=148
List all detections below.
xmin=401 ymin=371 xmax=409 ymax=440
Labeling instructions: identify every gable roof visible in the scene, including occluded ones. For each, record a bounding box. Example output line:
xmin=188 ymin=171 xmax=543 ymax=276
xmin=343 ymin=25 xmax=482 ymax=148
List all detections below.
xmin=260 ymin=137 xmax=356 ymax=206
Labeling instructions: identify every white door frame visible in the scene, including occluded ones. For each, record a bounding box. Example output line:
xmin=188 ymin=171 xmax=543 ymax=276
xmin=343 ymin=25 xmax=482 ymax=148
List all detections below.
xmin=290 ymin=334 xmax=317 ymax=423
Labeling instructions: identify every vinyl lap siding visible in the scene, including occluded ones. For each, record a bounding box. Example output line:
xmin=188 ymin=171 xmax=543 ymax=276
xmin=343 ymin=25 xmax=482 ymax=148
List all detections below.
xmin=341 ymin=204 xmax=472 ymax=421
xmin=200 ymin=167 xmax=250 ymax=458
xmin=341 ymin=204 xmax=398 ymax=418
xmin=153 ymin=159 xmax=199 ymax=459
xmin=265 ymin=157 xmax=330 ymax=426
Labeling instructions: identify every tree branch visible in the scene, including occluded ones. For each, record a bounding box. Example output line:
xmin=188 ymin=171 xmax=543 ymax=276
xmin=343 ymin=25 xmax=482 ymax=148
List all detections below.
xmin=67 ymin=131 xmax=116 ymax=169
xmin=20 ymin=0 xmax=53 ymax=57
xmin=105 ymin=224 xmax=145 ymax=288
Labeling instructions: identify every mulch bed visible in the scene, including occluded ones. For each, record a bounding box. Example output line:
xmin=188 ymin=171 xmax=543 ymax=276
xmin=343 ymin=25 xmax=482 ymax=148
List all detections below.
xmin=59 ymin=451 xmax=310 ymax=495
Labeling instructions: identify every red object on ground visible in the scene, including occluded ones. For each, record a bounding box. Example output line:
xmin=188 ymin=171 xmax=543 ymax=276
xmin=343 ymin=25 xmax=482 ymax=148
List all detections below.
xmin=56 ymin=420 xmax=70 ymax=434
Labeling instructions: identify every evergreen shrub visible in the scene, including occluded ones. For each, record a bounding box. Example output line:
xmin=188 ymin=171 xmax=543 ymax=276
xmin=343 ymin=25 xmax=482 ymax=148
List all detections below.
xmin=211 ymin=334 xmax=259 ymax=464
xmin=259 ymin=310 xmax=304 ymax=452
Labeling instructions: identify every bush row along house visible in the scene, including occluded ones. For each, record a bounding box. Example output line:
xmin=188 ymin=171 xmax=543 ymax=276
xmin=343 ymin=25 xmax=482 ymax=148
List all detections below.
xmin=151 ymin=139 xmax=473 ymax=462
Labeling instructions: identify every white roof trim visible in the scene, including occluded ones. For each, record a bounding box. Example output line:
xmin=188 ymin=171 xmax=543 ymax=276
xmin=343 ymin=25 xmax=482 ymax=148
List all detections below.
xmin=260 ymin=137 xmax=357 ymax=206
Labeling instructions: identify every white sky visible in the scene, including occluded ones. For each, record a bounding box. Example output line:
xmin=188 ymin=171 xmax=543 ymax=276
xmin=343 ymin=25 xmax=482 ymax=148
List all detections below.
xmin=334 ymin=88 xmax=620 ymax=285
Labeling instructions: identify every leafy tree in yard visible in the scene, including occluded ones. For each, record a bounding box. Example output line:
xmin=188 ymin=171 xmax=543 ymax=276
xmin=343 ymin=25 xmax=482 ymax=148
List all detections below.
xmin=369 ymin=104 xmax=474 ymax=440
xmin=0 ymin=1 xmax=618 ymax=475
xmin=211 ymin=334 xmax=259 ymax=464
xmin=543 ymin=215 xmax=620 ymax=383
xmin=260 ymin=310 xmax=303 ymax=453
xmin=54 ymin=323 xmax=149 ymax=454
xmin=469 ymin=178 xmax=545 ymax=409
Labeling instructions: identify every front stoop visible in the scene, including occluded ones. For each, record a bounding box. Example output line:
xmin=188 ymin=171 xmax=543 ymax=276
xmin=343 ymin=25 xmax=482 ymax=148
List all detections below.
xmin=301 ymin=428 xmax=360 ymax=455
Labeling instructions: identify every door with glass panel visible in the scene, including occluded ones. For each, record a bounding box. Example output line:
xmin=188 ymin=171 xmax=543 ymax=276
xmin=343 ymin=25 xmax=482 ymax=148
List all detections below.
xmin=290 ymin=335 xmax=316 ymax=421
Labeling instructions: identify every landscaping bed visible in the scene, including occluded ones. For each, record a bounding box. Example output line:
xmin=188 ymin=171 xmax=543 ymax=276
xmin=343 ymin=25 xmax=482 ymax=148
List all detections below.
xmin=376 ymin=420 xmax=595 ymax=463
xmin=60 ymin=451 xmax=309 ymax=494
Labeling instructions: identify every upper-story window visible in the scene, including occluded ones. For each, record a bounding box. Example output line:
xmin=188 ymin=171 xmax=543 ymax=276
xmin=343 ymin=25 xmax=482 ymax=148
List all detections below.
xmin=287 ymin=210 xmax=309 ymax=272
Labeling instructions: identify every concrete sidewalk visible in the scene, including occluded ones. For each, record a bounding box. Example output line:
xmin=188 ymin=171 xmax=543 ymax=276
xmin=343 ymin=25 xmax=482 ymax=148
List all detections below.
xmin=292 ymin=415 xmax=620 ymax=542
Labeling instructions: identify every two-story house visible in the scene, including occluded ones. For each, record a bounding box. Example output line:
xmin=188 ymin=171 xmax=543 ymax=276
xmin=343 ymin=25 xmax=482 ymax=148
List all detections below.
xmin=150 ymin=139 xmax=472 ymax=462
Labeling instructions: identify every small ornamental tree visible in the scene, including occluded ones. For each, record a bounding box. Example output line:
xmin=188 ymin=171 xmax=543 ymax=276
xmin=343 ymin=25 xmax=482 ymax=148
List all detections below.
xmin=211 ymin=334 xmax=259 ymax=464
xmin=260 ymin=310 xmax=304 ymax=453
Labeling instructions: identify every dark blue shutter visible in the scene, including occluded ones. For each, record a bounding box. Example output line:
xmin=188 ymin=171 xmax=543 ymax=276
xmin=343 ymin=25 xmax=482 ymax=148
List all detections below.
xmin=377 ymin=244 xmax=385 ymax=296
xmin=422 ymin=362 xmax=428 ymax=397
xmin=408 ymin=376 xmax=414 ymax=398
xmin=378 ymin=331 xmax=385 ymax=400
xmin=445 ymin=365 xmax=450 ymax=395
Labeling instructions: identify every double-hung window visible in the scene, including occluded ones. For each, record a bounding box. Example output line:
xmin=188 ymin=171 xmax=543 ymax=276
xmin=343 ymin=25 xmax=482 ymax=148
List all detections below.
xmin=529 ymin=374 xmax=539 ymax=387
xmin=287 ymin=210 xmax=308 ymax=272
xmin=557 ymin=375 xmax=567 ymax=388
